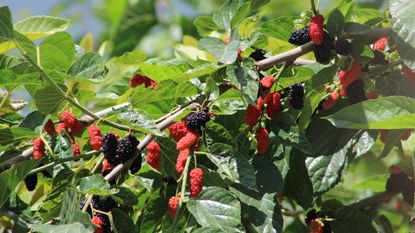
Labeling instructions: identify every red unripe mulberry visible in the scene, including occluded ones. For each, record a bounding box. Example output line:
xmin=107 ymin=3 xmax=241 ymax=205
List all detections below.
xmin=91 ymin=216 xmax=104 ymax=233
xmin=146 ymin=141 xmax=161 ymax=169
xmin=44 ymin=119 xmax=55 ymax=137
xmin=32 ymin=137 xmax=45 ymax=159
xmin=339 ymin=88 xmax=347 ymax=97
xmin=379 ymin=129 xmax=388 ymax=143
xmin=403 ymin=65 xmax=415 ymax=86
xmin=374 ymin=37 xmax=388 ymax=51
xmin=60 ymin=111 xmax=77 ymax=129
xmin=176 ymin=131 xmax=199 ymax=151
xmin=88 ymin=125 xmax=102 ymax=137
xmin=309 ymin=219 xmax=324 ymax=233
xmin=389 ymin=165 xmax=402 ymax=175
xmin=101 ymin=159 xmax=114 ymax=174
xmin=245 ymin=104 xmax=261 ymax=126
xmin=264 ymin=92 xmax=281 ymax=119
xmin=256 ymin=127 xmax=270 ymax=154
xmin=56 ymin=123 xmax=66 ymax=134
xmin=309 ymin=15 xmax=324 ymax=45
xmin=189 ymin=168 xmax=204 ymax=197
xmin=169 ymin=121 xmax=189 ymax=142
xmin=260 ymin=76 xmax=275 ymax=89
xmin=71 ymin=121 xmax=84 ymax=134
xmin=73 ymin=144 xmax=81 ymax=156
xmin=90 ymin=136 xmax=102 ymax=151
xmin=130 ymin=74 xmax=147 ymax=87
xmin=168 ymin=196 xmax=180 ymax=218
xmin=175 ymin=148 xmax=190 ymax=174
xmin=322 ymin=91 xmax=340 ymax=110
xmin=339 ymin=62 xmax=361 ymax=88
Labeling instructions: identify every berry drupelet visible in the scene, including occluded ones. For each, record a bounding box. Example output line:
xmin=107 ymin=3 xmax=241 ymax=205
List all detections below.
xmin=115 ymin=134 xmax=139 ymax=163
xmin=288 ymin=27 xmax=311 ymax=46
xmin=288 ymin=83 xmax=305 ymax=109
xmin=185 ymin=108 xmax=211 ymax=133
xmin=102 ymin=133 xmax=119 ymax=165
xmin=312 ymin=32 xmax=334 ymax=64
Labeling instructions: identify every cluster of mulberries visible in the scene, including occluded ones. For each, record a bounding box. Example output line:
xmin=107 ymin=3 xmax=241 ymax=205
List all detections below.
xmin=249 ymin=48 xmax=267 ymax=61
xmin=130 ymin=155 xmax=142 ymax=174
xmin=189 ymin=168 xmax=204 ymax=197
xmin=102 ymin=133 xmax=119 ymax=163
xmin=32 ymin=137 xmax=45 ymax=159
xmin=88 ymin=125 xmax=102 ymax=151
xmin=312 ymin=31 xmax=335 ymax=64
xmin=385 ymin=166 xmax=414 ymax=205
xmin=24 ymin=173 xmax=38 ymax=191
xmin=130 ymin=74 xmax=157 ymax=89
xmin=338 ymin=62 xmax=361 ymax=88
xmin=305 ymin=209 xmax=332 ymax=233
xmin=168 ymin=121 xmax=189 ymax=142
xmin=264 ymin=92 xmax=282 ymax=118
xmin=83 ymin=196 xmax=117 ymax=233
xmin=379 ymin=129 xmax=411 ymax=143
xmin=185 ymin=108 xmax=211 ymax=133
xmin=244 ymin=98 xmax=263 ymax=126
xmin=288 ymin=26 xmax=311 ymax=46
xmin=255 ymin=127 xmax=270 ymax=154
xmin=287 ymin=83 xmax=304 ymax=109
xmin=115 ymin=134 xmax=139 ymax=164
xmin=176 ymin=130 xmax=199 ymax=151
xmin=146 ymin=141 xmax=161 ymax=169
xmin=168 ymin=195 xmax=180 ymax=218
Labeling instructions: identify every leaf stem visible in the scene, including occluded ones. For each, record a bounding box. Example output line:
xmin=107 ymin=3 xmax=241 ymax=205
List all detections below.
xmin=0 ymin=90 xmax=11 ymax=110
xmin=310 ymin=0 xmax=317 ymax=15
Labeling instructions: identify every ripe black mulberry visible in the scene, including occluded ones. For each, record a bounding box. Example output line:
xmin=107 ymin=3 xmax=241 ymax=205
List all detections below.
xmin=249 ymin=48 xmax=267 ymax=61
xmin=185 ymin=109 xmax=211 ymax=133
xmin=115 ymin=134 xmax=139 ymax=163
xmin=288 ymin=83 xmax=304 ymax=109
xmin=24 ymin=173 xmax=37 ymax=191
xmin=346 ymin=79 xmax=367 ymax=104
xmin=334 ymin=39 xmax=352 ymax=55
xmin=102 ymin=133 xmax=118 ymax=164
xmin=288 ymin=27 xmax=311 ymax=46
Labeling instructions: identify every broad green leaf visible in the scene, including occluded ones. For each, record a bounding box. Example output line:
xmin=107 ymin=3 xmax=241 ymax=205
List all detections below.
xmin=252 ymin=156 xmax=283 ymax=195
xmin=205 ymin=121 xmax=235 ymax=146
xmin=376 ymin=71 xmax=415 ymax=98
xmin=112 ymin=208 xmax=139 ymax=233
xmin=226 ymin=59 xmax=258 ymax=103
xmin=19 ymin=111 xmax=47 ymax=133
xmin=111 ymin=187 xmax=138 ymax=206
xmin=327 ymin=8 xmax=345 ymax=38
xmin=39 ymin=32 xmax=75 ymax=71
xmin=118 ymin=109 xmax=162 ymax=136
xmin=351 ymin=39 xmax=374 ymax=65
xmin=390 ymin=0 xmax=415 ymax=69
xmin=33 ymin=84 xmax=66 ymax=114
xmin=31 ymin=222 xmax=94 ymax=233
xmin=379 ymin=129 xmax=405 ymax=158
xmin=79 ymin=175 xmax=117 ymax=196
xmin=192 ymin=227 xmax=242 ymax=233
xmin=199 ymin=37 xmax=239 ymax=64
xmin=250 ymin=193 xmax=283 ymax=233
xmin=59 ymin=189 xmax=87 ymax=224
xmin=194 ymin=16 xmax=219 ymax=37
xmin=68 ymin=53 xmax=107 ymax=82
xmin=325 ymin=96 xmax=415 ymax=129
xmin=208 ymin=143 xmax=257 ymax=190
xmin=0 ymin=127 xmax=37 ymax=146
xmin=278 ymin=67 xmax=315 ymax=88
xmin=258 ymin=17 xmax=295 ymax=41
xmin=0 ymin=7 xmax=14 ymax=42
xmin=0 ymin=159 xmax=40 ymax=208
xmin=14 ymin=16 xmax=69 ymax=41
xmin=213 ymin=0 xmax=248 ymax=31
xmin=332 ymin=206 xmax=377 ymax=233
xmin=0 ymin=69 xmax=39 ymax=86
xmin=140 ymin=194 xmax=167 ymax=233
xmin=187 ymin=187 xmax=243 ymax=230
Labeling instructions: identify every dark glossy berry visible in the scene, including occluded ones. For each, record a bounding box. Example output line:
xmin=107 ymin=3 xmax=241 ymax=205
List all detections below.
xmin=288 ymin=83 xmax=304 ymax=109
xmin=305 ymin=209 xmax=318 ymax=225
xmin=370 ymin=50 xmax=388 ymax=65
xmin=79 ymin=199 xmax=92 ymax=216
xmin=162 ymin=175 xmax=178 ymax=186
xmin=115 ymin=134 xmax=139 ymax=163
xmin=249 ymin=48 xmax=267 ymax=61
xmin=402 ymin=178 xmax=414 ymax=205
xmin=102 ymin=133 xmax=118 ymax=164
xmin=334 ymin=39 xmax=352 ymax=55
xmin=322 ymin=220 xmax=332 ymax=233
xmin=288 ymin=27 xmax=311 ymax=46
xmin=346 ymin=79 xmax=367 ymax=104
xmin=129 ymin=154 xmax=142 ymax=174
xmin=386 ymin=172 xmax=409 ymax=193
xmin=24 ymin=174 xmax=37 ymax=191
xmin=312 ymin=32 xmax=334 ymax=64
xmin=185 ymin=109 xmax=211 ymax=133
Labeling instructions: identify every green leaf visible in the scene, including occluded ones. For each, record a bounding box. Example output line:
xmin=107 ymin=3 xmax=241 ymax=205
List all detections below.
xmin=33 ymin=84 xmax=66 ymax=114
xmin=39 ymin=32 xmax=75 ymax=71
xmin=226 ymin=59 xmax=258 ymax=103
xmin=118 ymin=109 xmax=162 ymax=136
xmin=59 ymin=189 xmax=86 ymax=224
xmin=139 ymin=194 xmax=167 ymax=233
xmin=213 ymin=0 xmax=248 ymax=31
xmin=0 ymin=7 xmax=14 ymax=42
xmin=112 ymin=208 xmax=138 ymax=233
xmin=199 ymin=37 xmax=239 ymax=64
xmin=208 ymin=143 xmax=257 ymax=190
xmin=332 ymin=206 xmax=377 ymax=233
xmin=194 ymin=16 xmax=219 ymax=37
xmin=0 ymin=69 xmax=39 ymax=86
xmin=376 ymin=71 xmax=415 ymax=98
xmin=19 ymin=111 xmax=47 ymax=133
xmin=14 ymin=15 xmax=69 ymax=41
xmin=31 ymin=223 xmax=94 ymax=233
xmin=379 ymin=129 xmax=405 ymax=158
xmin=252 ymin=156 xmax=283 ymax=195
xmin=205 ymin=121 xmax=235 ymax=146
xmin=278 ymin=67 xmax=315 ymax=88
xmin=187 ymin=187 xmax=243 ymax=230
xmin=326 ymin=8 xmax=345 ymax=38
xmin=390 ymin=0 xmax=415 ymax=69
xmin=325 ymin=96 xmax=415 ymax=129
xmin=0 ymin=159 xmax=40 ymax=208
xmin=258 ymin=17 xmax=295 ymax=41
xmin=79 ymin=175 xmax=117 ymax=196
xmin=0 ymin=127 xmax=37 ymax=146
xmin=250 ymin=193 xmax=283 ymax=233
xmin=111 ymin=187 xmax=138 ymax=206
xmin=68 ymin=53 xmax=107 ymax=82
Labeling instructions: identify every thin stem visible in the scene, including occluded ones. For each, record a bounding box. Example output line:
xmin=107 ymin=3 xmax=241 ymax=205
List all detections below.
xmin=169 ymin=151 xmax=192 ymax=233
xmin=91 ymin=154 xmax=104 ymax=174
xmin=310 ymin=0 xmax=317 ymax=14
xmin=0 ymin=90 xmax=11 ymax=110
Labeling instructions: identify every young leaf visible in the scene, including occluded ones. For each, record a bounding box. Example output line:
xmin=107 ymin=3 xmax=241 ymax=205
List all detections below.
xmin=327 ymin=8 xmax=345 ymax=38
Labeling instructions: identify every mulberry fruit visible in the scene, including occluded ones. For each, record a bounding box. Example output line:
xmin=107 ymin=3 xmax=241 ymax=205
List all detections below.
xmin=101 ymin=159 xmax=114 ymax=175
xmin=370 ymin=50 xmax=388 ymax=65
xmin=401 ymin=129 xmax=411 ymax=141
xmin=256 ymin=127 xmax=270 ymax=154
xmin=334 ymin=39 xmax=352 ymax=55
xmin=130 ymin=74 xmax=157 ymax=89
xmin=102 ymin=133 xmax=119 ymax=164
xmin=289 ymin=26 xmax=311 ymax=46
xmin=44 ymin=119 xmax=55 ymax=137
xmin=168 ymin=121 xmax=189 ymax=142
xmin=374 ymin=37 xmax=388 ymax=51
xmin=24 ymin=173 xmax=37 ymax=191
xmin=73 ymin=144 xmax=81 ymax=156
xmin=309 ymin=219 xmax=324 ymax=233
xmin=338 ymin=62 xmax=361 ymax=88
xmin=92 ymin=213 xmax=111 ymax=233
xmin=264 ymin=92 xmax=281 ymax=119
xmin=168 ymin=196 xmax=180 ymax=218
xmin=312 ymin=32 xmax=334 ymax=64
xmin=189 ymin=168 xmax=204 ymax=197
xmin=60 ymin=111 xmax=77 ymax=129
xmin=32 ymin=137 xmax=45 ymax=159
xmin=176 ymin=131 xmax=199 ymax=151
xmin=115 ymin=134 xmax=139 ymax=163
xmin=185 ymin=109 xmax=210 ymax=133
xmin=88 ymin=125 xmax=102 ymax=150
xmin=56 ymin=123 xmax=66 ymax=134
xmin=288 ymin=83 xmax=304 ymax=109
xmin=339 ymin=88 xmax=347 ymax=97
xmin=162 ymin=175 xmax=177 ymax=186
xmin=129 ymin=155 xmax=142 ymax=174
xmin=175 ymin=148 xmax=190 ymax=174
xmin=71 ymin=121 xmax=84 ymax=134
xmin=346 ymin=79 xmax=367 ymax=104
xmin=259 ymin=76 xmax=275 ymax=89
xmin=88 ymin=125 xmax=102 ymax=138
xmin=146 ymin=141 xmax=161 ymax=169
xmin=322 ymin=91 xmax=340 ymax=110
xmin=379 ymin=129 xmax=388 ymax=143
xmin=249 ymin=48 xmax=266 ymax=61
xmin=305 ymin=209 xmax=318 ymax=225
xmin=403 ymin=65 xmax=415 ymax=86
xmin=367 ymin=91 xmax=379 ymax=99
xmin=91 ymin=216 xmax=104 ymax=233
xmin=386 ymin=171 xmax=409 ymax=194
xmin=309 ymin=15 xmax=324 ymax=45
xmin=245 ymin=103 xmax=261 ymax=126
